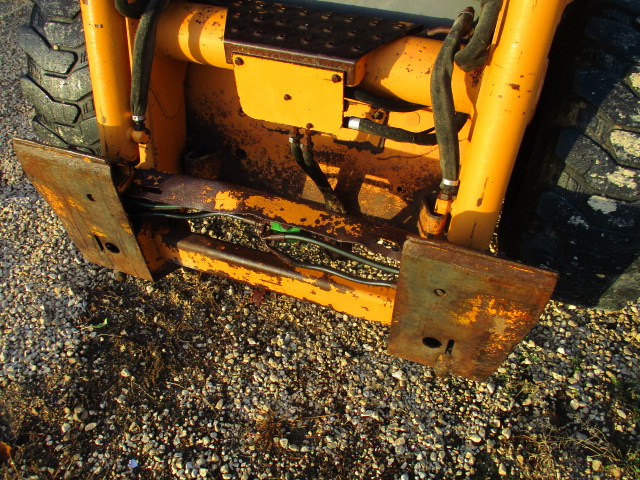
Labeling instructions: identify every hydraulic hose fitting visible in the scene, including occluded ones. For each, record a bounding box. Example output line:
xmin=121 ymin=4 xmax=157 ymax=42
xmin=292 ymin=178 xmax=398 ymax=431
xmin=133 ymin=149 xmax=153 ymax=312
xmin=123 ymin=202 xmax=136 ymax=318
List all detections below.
xmin=131 ymin=115 xmax=150 ymax=144
xmin=418 ymin=191 xmax=455 ymax=239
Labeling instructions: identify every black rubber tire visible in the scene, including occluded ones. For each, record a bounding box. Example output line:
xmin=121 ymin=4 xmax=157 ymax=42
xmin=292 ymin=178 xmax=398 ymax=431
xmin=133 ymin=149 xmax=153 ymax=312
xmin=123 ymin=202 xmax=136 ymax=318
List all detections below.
xmin=18 ymin=0 xmax=100 ymax=154
xmin=501 ymin=0 xmax=640 ymax=310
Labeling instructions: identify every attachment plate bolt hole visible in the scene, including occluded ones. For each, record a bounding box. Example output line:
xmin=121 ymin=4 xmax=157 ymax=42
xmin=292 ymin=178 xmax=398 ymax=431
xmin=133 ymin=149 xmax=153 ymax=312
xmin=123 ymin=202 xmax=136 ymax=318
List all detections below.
xmin=422 ymin=337 xmax=442 ymax=348
xmin=105 ymin=243 xmax=120 ymax=254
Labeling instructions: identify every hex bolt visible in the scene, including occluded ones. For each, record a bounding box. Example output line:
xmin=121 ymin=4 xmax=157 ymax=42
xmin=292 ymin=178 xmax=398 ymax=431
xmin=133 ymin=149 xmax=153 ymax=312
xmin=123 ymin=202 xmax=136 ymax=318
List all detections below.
xmin=331 ymin=74 xmax=342 ymax=83
xmin=234 ymin=57 xmax=244 ymax=66
xmin=283 ymin=94 xmax=292 ymax=101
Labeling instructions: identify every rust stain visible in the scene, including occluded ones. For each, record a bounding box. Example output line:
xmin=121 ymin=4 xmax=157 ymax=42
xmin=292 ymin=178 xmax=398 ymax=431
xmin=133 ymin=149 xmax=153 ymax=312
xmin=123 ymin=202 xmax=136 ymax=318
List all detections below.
xmin=13 ymin=138 xmax=156 ymax=281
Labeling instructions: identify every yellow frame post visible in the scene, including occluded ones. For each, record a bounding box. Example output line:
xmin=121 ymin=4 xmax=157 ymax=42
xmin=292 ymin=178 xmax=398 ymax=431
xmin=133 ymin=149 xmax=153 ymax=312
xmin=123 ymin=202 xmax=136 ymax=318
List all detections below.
xmin=80 ymin=0 xmax=139 ymax=162
xmin=447 ymin=0 xmax=571 ymax=250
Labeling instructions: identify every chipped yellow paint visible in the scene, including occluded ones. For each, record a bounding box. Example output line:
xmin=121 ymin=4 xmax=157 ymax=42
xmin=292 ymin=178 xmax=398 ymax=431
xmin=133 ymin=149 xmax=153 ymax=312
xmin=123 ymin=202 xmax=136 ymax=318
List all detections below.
xmin=456 ymin=295 xmax=530 ymax=328
xmin=212 ymin=191 xmax=363 ymax=237
xmin=157 ymin=2 xmax=227 ymax=67
xmin=67 ymin=197 xmax=87 ymax=213
xmin=80 ymin=0 xmax=139 ymax=161
xmin=448 ymin=0 xmax=571 ymax=249
xmin=33 ymin=183 xmax=68 ymax=218
xmin=456 ymin=295 xmax=483 ymax=326
xmin=86 ymin=228 xmax=107 ymax=238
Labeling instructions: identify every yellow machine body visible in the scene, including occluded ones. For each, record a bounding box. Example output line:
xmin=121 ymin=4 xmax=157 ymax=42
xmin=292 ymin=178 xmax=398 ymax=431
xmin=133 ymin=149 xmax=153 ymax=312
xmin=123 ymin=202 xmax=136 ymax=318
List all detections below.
xmin=13 ymin=0 xmax=572 ymax=380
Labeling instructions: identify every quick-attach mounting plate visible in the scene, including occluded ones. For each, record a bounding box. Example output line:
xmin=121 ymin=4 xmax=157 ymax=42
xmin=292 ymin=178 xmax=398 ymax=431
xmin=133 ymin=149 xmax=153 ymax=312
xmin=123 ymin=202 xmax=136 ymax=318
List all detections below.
xmin=13 ymin=138 xmax=156 ymax=280
xmin=389 ymin=236 xmax=557 ymax=381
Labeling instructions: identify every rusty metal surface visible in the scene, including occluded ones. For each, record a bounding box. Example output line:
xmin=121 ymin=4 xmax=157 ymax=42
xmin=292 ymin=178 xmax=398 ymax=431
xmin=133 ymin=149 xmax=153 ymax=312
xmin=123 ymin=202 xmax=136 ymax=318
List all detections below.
xmin=224 ymin=0 xmax=421 ymax=85
xmin=13 ymin=139 xmax=155 ymax=280
xmin=156 ymin=230 xmax=396 ymax=323
xmin=388 ymin=236 xmax=557 ymax=381
xmin=185 ymin=67 xmax=449 ymax=229
xmin=417 ymin=197 xmax=447 ymax=238
xmin=126 ymin=170 xmax=408 ymax=260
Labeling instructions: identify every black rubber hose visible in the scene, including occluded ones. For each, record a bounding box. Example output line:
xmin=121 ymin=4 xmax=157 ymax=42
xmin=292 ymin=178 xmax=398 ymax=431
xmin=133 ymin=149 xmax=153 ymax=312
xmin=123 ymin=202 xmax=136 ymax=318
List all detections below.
xmin=130 ymin=0 xmax=167 ymax=123
xmin=300 ymin=145 xmax=346 ymax=213
xmin=346 ymin=117 xmax=436 ymax=145
xmin=289 ymin=134 xmax=309 ymax=175
xmin=114 ymin=0 xmax=150 ymax=19
xmin=431 ymin=8 xmax=474 ymax=194
xmin=265 ymin=243 xmax=397 ymax=288
xmin=263 ymin=233 xmax=399 ymax=274
xmin=290 ymin=130 xmax=345 ymax=213
xmin=345 ymin=87 xmax=426 ymax=112
xmin=135 ymin=210 xmax=258 ymax=225
xmin=454 ymin=0 xmax=503 ymax=72
xmin=344 ymin=113 xmax=467 ymax=147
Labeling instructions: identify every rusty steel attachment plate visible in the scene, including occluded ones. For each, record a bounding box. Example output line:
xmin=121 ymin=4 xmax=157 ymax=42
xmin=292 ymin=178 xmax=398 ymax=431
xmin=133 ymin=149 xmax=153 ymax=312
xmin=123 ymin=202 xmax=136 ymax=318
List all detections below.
xmin=224 ymin=0 xmax=422 ymax=84
xmin=388 ymin=236 xmax=557 ymax=381
xmin=13 ymin=138 xmax=155 ymax=280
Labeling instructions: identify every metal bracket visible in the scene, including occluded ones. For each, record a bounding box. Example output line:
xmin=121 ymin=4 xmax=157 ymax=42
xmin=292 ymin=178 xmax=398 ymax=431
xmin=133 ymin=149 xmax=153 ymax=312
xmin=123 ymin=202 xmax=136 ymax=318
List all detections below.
xmin=232 ymin=54 xmax=345 ymax=133
xmin=12 ymin=138 xmax=159 ymax=280
xmin=388 ymin=236 xmax=557 ymax=381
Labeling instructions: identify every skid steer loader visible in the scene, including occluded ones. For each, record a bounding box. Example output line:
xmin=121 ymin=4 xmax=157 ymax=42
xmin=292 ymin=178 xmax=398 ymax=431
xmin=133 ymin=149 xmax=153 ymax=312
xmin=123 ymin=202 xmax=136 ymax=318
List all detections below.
xmin=13 ymin=0 xmax=639 ymax=380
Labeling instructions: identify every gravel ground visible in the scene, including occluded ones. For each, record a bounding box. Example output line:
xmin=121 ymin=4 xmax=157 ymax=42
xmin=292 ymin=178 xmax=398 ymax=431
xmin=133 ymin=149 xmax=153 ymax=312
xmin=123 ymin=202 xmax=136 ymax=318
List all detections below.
xmin=1 ymin=2 xmax=640 ymax=479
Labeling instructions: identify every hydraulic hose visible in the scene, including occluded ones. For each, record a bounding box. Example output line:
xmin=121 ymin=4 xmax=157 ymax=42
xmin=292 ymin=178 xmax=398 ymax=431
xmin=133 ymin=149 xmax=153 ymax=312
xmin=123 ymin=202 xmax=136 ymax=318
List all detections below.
xmin=289 ymin=129 xmax=346 ymax=213
xmin=431 ymin=8 xmax=475 ymax=194
xmin=265 ymin=243 xmax=397 ymax=288
xmin=114 ymin=0 xmax=150 ymax=19
xmin=130 ymin=0 xmax=168 ymax=130
xmin=346 ymin=117 xmax=436 ymax=145
xmin=136 ymin=210 xmax=257 ymax=225
xmin=344 ymin=113 xmax=468 ymax=147
xmin=454 ymin=0 xmax=503 ymax=72
xmin=345 ymin=87 xmax=425 ymax=113
xmin=263 ymin=233 xmax=399 ymax=275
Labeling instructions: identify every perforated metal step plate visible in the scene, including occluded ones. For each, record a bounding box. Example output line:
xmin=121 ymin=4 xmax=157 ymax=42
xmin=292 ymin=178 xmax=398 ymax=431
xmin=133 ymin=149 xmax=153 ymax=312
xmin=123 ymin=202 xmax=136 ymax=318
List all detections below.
xmin=224 ymin=0 xmax=422 ymax=84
